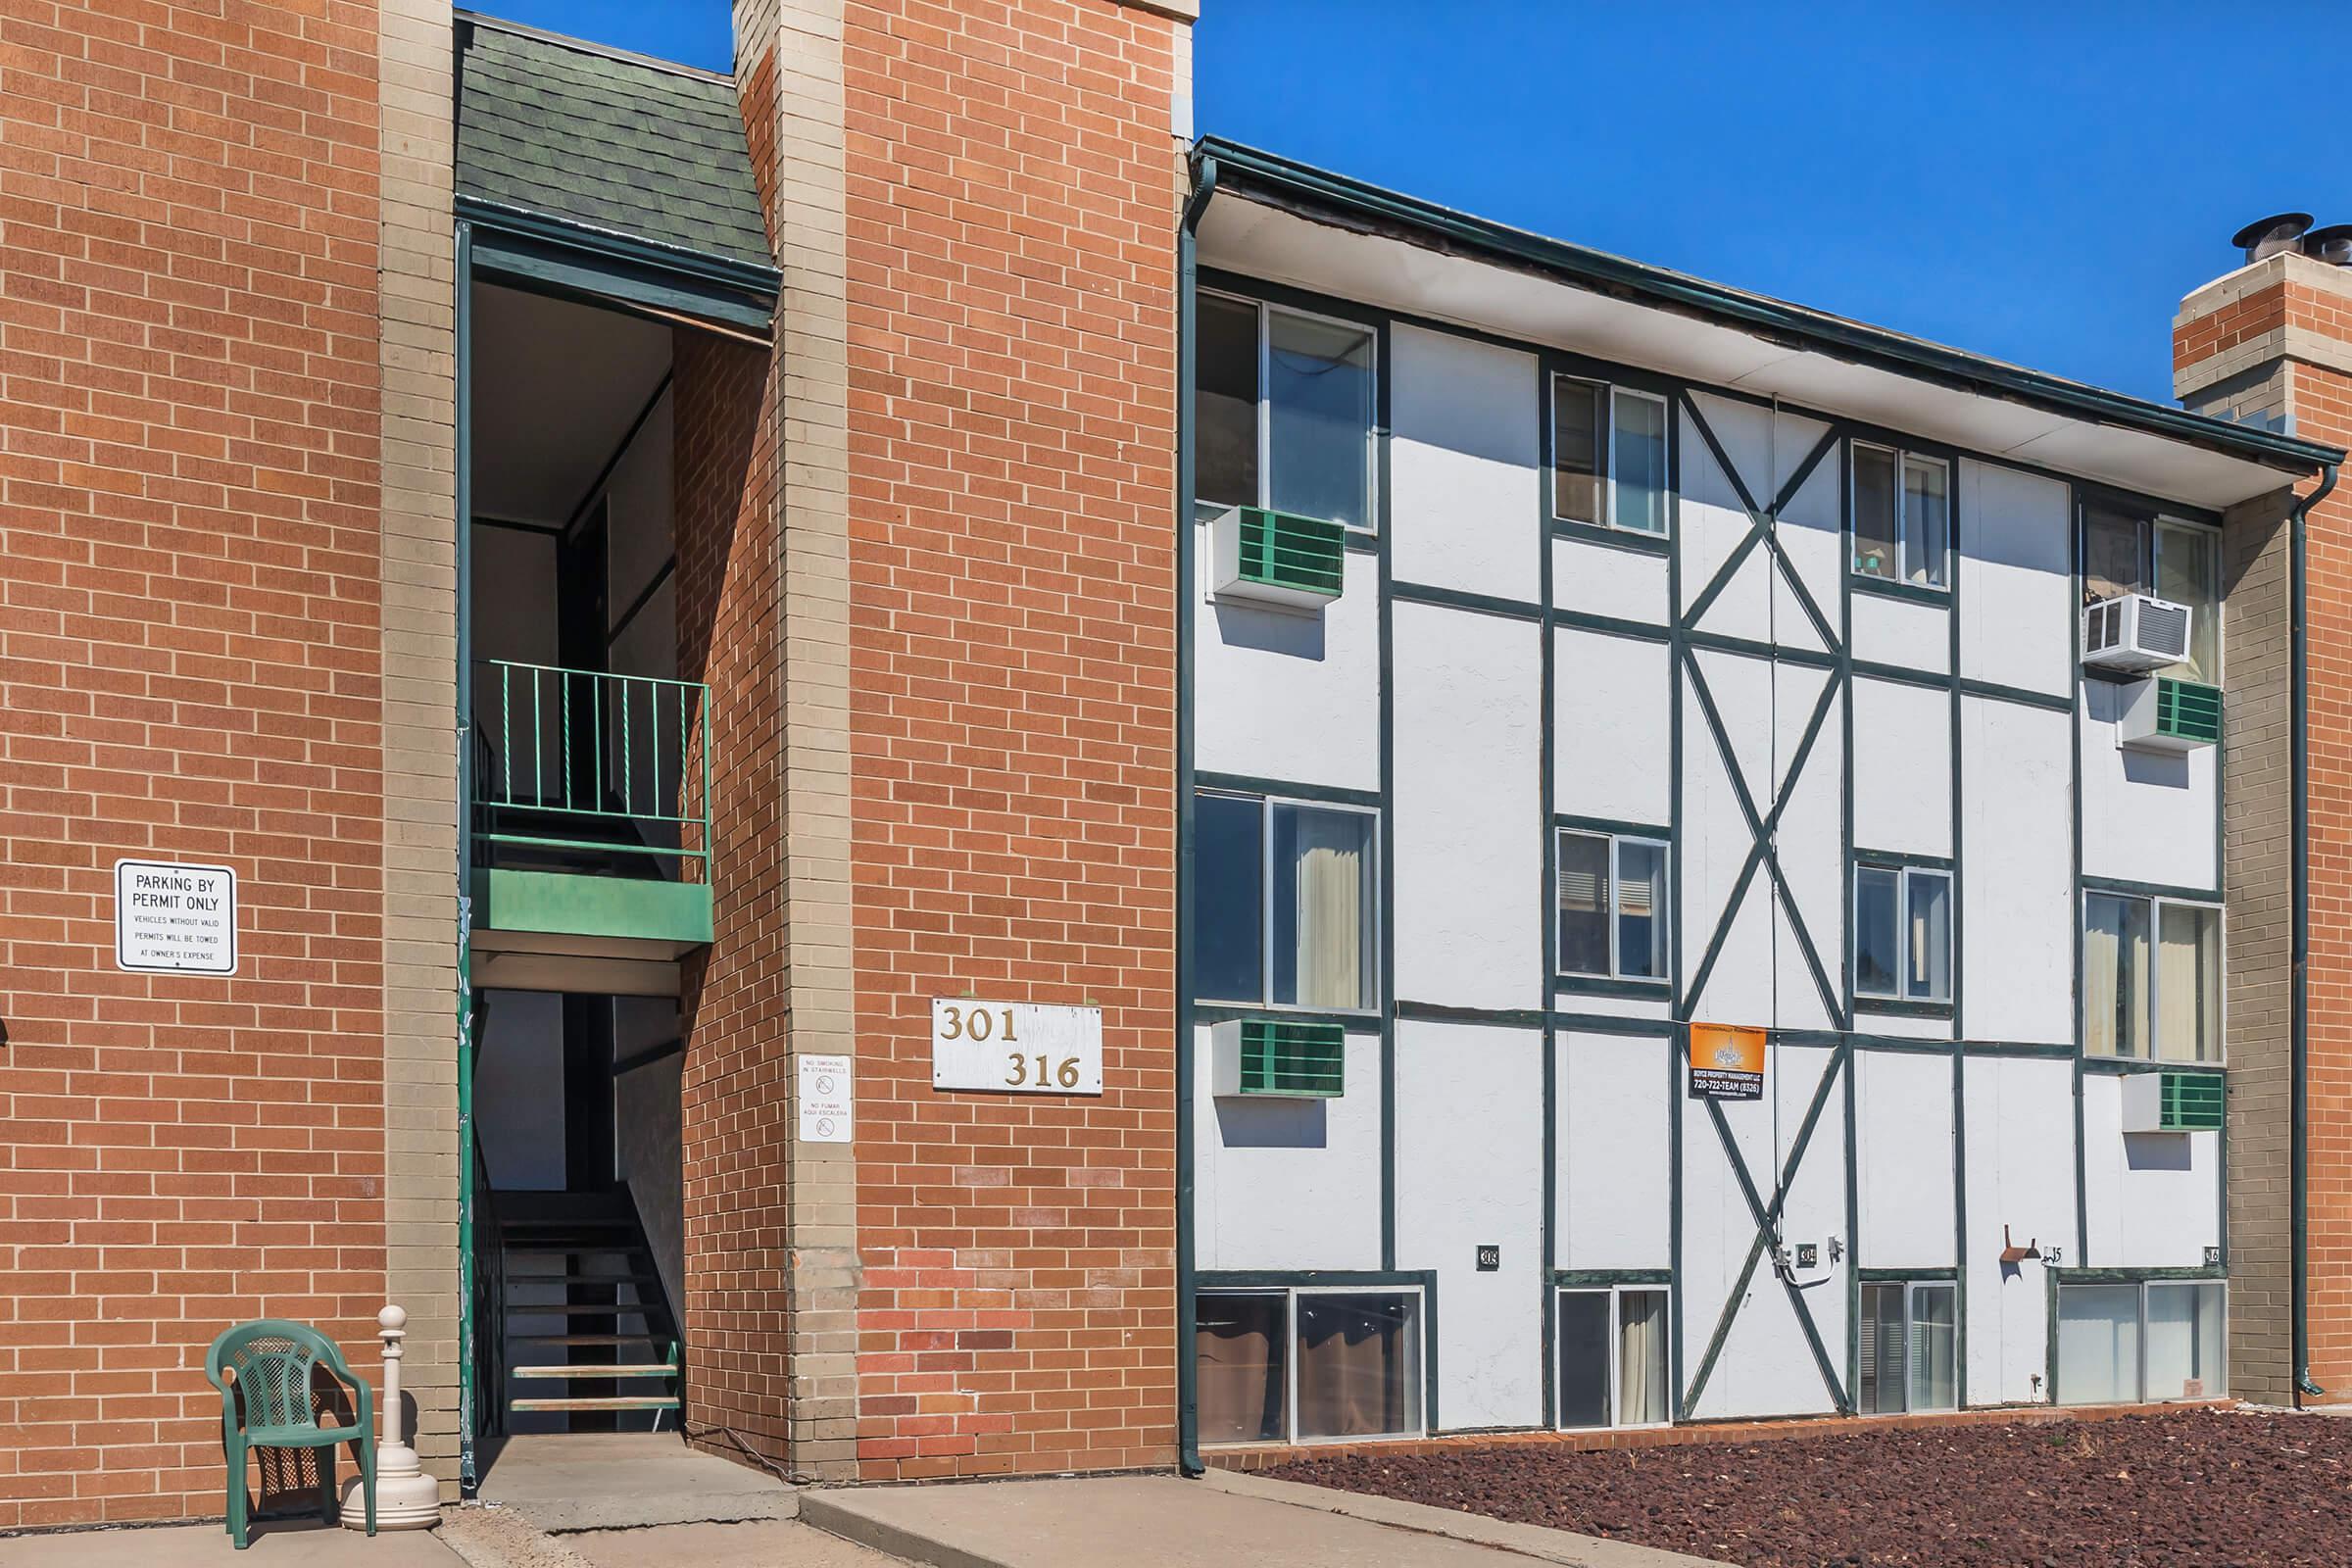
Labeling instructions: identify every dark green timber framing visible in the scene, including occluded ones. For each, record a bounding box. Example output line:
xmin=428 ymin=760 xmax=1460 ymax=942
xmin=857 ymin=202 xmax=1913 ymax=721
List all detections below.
xmin=1179 ymin=143 xmax=2337 ymax=1446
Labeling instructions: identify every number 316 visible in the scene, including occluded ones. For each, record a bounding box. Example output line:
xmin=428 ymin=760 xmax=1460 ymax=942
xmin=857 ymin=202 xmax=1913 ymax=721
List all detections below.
xmin=1006 ymin=1054 xmax=1081 ymax=1089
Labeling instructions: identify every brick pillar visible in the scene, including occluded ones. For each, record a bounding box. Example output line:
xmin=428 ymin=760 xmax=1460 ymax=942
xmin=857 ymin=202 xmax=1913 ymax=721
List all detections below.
xmin=2178 ymin=250 xmax=2352 ymax=1400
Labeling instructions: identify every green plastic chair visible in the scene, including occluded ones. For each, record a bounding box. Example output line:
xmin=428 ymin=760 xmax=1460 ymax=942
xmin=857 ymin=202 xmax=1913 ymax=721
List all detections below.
xmin=205 ymin=1319 xmax=375 ymax=1548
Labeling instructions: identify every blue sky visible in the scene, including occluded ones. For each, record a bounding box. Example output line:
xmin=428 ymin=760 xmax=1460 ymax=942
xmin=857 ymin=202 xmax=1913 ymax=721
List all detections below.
xmin=487 ymin=1 xmax=2340 ymax=402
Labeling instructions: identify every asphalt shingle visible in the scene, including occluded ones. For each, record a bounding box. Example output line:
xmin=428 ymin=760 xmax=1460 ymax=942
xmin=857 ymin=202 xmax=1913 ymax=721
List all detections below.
xmin=456 ymin=15 xmax=771 ymax=272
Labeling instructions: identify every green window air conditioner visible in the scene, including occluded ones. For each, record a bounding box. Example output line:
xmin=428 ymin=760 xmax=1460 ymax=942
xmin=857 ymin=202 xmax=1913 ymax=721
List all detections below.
xmin=2117 ymin=676 xmax=2221 ymax=754
xmin=1208 ymin=505 xmax=1346 ymax=610
xmin=2121 ymin=1069 xmax=2224 ymax=1133
xmin=1210 ymin=1017 xmax=1347 ymax=1099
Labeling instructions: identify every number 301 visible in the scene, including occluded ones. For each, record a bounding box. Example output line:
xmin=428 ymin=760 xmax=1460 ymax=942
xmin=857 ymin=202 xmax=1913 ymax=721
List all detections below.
xmin=939 ymin=1004 xmax=1017 ymax=1043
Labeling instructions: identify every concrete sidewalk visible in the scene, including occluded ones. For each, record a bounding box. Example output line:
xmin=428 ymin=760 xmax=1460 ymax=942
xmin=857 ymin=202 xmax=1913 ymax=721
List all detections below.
xmin=0 ymin=1519 xmax=468 ymax=1568
xmin=801 ymin=1470 xmax=1723 ymax=1567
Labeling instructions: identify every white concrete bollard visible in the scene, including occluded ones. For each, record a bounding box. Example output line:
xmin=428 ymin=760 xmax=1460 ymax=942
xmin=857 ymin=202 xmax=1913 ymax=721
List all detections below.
xmin=342 ymin=1303 xmax=444 ymax=1530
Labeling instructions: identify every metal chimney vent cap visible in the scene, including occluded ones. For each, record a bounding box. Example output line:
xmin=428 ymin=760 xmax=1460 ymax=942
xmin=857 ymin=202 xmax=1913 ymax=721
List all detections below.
xmin=2232 ymin=212 xmax=2313 ymax=263
xmin=2303 ymin=223 xmax=2352 ymax=267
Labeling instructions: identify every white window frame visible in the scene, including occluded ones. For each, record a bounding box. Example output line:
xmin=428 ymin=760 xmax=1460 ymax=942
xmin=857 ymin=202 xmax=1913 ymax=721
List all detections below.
xmin=2079 ymin=890 xmax=2224 ymax=1063
xmin=1553 ymin=1284 xmax=1672 ymax=1432
xmin=1555 ymin=828 xmax=1671 ymax=985
xmin=1549 ymin=374 xmax=1672 ymax=537
xmin=1197 ymin=789 xmax=1381 ymax=1017
xmin=1851 ymin=861 xmax=1951 ymax=1004
xmin=1197 ymin=1284 xmax=1431 ymax=1446
xmin=2055 ymin=1278 xmax=2227 ymax=1406
xmin=1201 ymin=288 xmax=1380 ymax=536
xmin=1849 ymin=442 xmax=1950 ymax=591
xmin=1858 ymin=1278 xmax=1959 ymax=1415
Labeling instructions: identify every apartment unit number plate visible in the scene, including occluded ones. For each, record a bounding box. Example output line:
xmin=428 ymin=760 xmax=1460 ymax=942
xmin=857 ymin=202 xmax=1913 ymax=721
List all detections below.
xmin=931 ymin=1000 xmax=1103 ymax=1096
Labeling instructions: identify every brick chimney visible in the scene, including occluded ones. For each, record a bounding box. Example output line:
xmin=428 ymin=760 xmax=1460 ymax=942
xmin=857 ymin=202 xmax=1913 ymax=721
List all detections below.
xmin=2177 ymin=244 xmax=2352 ymax=1405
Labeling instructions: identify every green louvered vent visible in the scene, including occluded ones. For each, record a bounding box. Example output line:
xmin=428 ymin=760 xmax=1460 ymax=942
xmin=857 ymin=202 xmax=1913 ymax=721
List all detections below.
xmin=2155 ymin=678 xmax=2222 ymax=747
xmin=2159 ymin=1072 xmax=2225 ymax=1132
xmin=1239 ymin=1019 xmax=1346 ymax=1098
xmin=1238 ymin=508 xmax=1345 ymax=599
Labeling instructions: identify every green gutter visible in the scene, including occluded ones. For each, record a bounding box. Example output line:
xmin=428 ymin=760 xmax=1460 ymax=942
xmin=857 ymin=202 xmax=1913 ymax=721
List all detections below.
xmin=1193 ymin=137 xmax=2345 ymax=480
xmin=1174 ymin=152 xmax=1217 ymax=1479
xmin=2294 ymin=462 xmax=2339 ymax=1404
xmin=455 ymin=220 xmax=479 ymax=1494
xmin=457 ymin=195 xmax=778 ymax=335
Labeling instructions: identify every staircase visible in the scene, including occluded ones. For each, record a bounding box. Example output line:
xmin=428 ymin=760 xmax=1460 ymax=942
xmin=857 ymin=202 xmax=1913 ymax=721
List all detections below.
xmin=497 ymin=1191 xmax=681 ymax=1428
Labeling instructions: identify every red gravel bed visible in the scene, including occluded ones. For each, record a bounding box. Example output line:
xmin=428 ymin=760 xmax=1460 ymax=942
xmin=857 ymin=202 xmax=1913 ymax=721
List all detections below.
xmin=1267 ymin=1410 xmax=2352 ymax=1566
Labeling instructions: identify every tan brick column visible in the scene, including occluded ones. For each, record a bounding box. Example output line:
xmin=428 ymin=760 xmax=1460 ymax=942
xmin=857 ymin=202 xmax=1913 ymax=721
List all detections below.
xmin=376 ymin=0 xmax=463 ymax=1492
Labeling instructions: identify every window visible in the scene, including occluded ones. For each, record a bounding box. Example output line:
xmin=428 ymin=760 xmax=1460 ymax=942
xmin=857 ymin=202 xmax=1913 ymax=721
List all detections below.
xmin=1194 ymin=292 xmax=1376 ymax=531
xmin=1196 ymin=1288 xmax=1425 ymax=1445
xmin=1851 ymin=444 xmax=1948 ymax=588
xmin=1858 ymin=1281 xmax=1957 ymax=1414
xmin=2082 ymin=893 xmax=2219 ymax=1061
xmin=1853 ymin=863 xmax=1950 ymax=1004
xmin=1552 ymin=375 xmax=1669 ymax=535
xmin=2057 ymin=1280 xmax=2224 ymax=1405
xmin=1556 ymin=1287 xmax=1670 ymax=1429
xmin=1195 ymin=792 xmax=1377 ymax=1011
xmin=1557 ymin=830 xmax=1669 ymax=983
xmin=2081 ymin=504 xmax=2220 ymax=682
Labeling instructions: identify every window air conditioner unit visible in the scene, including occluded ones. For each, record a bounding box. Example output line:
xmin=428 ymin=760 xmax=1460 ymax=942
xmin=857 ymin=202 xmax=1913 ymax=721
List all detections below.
xmin=2121 ymin=1069 xmax=2224 ymax=1134
xmin=1208 ymin=505 xmax=1346 ymax=611
xmin=1210 ymin=1018 xmax=1346 ymax=1099
xmin=2081 ymin=593 xmax=2190 ymax=674
xmin=2116 ymin=676 xmax=2222 ymax=754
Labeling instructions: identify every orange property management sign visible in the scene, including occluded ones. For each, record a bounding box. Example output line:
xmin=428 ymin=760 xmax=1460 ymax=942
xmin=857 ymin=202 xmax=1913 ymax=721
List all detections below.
xmin=1689 ymin=1023 xmax=1766 ymax=1101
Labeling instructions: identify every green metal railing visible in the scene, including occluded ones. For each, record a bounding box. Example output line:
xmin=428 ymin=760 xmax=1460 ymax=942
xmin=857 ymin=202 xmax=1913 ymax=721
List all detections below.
xmin=473 ymin=660 xmax=712 ymax=874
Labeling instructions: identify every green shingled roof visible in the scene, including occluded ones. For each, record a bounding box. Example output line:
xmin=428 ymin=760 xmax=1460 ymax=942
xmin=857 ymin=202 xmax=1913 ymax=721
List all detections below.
xmin=457 ymin=14 xmax=771 ymax=273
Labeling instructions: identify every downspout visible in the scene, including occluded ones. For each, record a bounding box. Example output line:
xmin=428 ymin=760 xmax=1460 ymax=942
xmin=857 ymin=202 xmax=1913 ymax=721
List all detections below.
xmin=454 ymin=220 xmax=480 ymax=1492
xmin=1175 ymin=151 xmax=1216 ymax=1479
xmin=2294 ymin=462 xmax=2338 ymax=1404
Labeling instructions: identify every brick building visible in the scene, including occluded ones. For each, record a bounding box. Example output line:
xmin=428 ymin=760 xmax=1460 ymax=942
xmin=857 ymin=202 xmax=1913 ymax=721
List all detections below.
xmin=1 ymin=0 xmax=1195 ymax=1528
xmin=6 ymin=0 xmax=2352 ymax=1540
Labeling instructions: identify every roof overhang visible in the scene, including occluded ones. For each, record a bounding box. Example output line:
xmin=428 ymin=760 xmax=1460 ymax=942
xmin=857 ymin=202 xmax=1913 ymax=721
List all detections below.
xmin=459 ymin=196 xmax=778 ymax=338
xmin=1194 ymin=139 xmax=2341 ymax=512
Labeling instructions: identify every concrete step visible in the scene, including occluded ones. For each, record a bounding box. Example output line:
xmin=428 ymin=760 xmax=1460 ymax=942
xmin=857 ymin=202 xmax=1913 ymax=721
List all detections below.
xmin=510 ymin=1395 xmax=681 ymax=1413
xmin=501 ymin=1273 xmax=662 ymax=1287
xmin=509 ymin=1332 xmax=668 ymax=1347
xmin=511 ymin=1363 xmax=676 ymax=1379
xmin=503 ymin=1301 xmax=672 ymax=1316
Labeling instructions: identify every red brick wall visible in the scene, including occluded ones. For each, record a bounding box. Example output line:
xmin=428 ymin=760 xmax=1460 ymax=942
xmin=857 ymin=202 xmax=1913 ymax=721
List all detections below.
xmin=0 ymin=0 xmax=387 ymax=1528
xmin=2183 ymin=268 xmax=2352 ymax=1397
xmin=2283 ymin=299 xmax=2352 ymax=1396
xmin=841 ymin=0 xmax=1182 ymax=1478
xmin=670 ymin=326 xmax=795 ymax=1462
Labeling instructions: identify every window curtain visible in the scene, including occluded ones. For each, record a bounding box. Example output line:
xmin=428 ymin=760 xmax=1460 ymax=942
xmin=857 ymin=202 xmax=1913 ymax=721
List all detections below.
xmin=1907 ymin=873 xmax=1950 ymax=1002
xmin=1618 ymin=1291 xmax=1668 ymax=1426
xmin=2083 ymin=895 xmax=2148 ymax=1057
xmin=1195 ymin=1295 xmax=1285 ymax=1444
xmin=1294 ymin=813 xmax=1364 ymax=1010
xmin=2157 ymin=906 xmax=2217 ymax=1063
xmin=1296 ymin=1295 xmax=1418 ymax=1439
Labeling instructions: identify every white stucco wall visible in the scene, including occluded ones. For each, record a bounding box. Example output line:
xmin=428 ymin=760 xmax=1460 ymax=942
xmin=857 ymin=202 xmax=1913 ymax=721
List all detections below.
xmin=1194 ymin=538 xmax=1381 ymax=791
xmin=2081 ymin=1072 xmax=2222 ymax=1268
xmin=1396 ymin=1020 xmax=1544 ymax=1430
xmin=1855 ymin=1048 xmax=1957 ymax=1268
xmin=1556 ymin=1031 xmax=1673 ymax=1271
xmin=1554 ymin=626 xmax=1670 ymax=825
xmin=1960 ymin=696 xmax=2075 ymax=1045
xmin=1393 ymin=601 xmax=1541 ymax=1009
xmin=1193 ymin=1025 xmax=1384 ymax=1271
xmin=2079 ymin=677 xmax=2219 ymax=893
xmin=1958 ymin=460 xmax=2074 ymax=698
xmin=1390 ymin=323 xmax=1540 ymax=599
xmin=1962 ymin=1054 xmax=2077 ymax=1405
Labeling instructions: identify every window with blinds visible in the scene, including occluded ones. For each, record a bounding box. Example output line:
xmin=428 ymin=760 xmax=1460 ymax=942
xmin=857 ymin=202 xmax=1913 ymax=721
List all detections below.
xmin=1557 ymin=828 xmax=1669 ymax=984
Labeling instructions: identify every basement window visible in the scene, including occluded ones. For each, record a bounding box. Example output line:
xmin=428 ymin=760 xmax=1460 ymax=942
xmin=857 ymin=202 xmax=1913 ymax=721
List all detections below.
xmin=1858 ymin=1281 xmax=1957 ymax=1414
xmin=1852 ymin=862 xmax=1950 ymax=1004
xmin=1557 ymin=830 xmax=1670 ymax=983
xmin=1196 ymin=1287 xmax=1426 ymax=1445
xmin=1195 ymin=791 xmax=1378 ymax=1013
xmin=1555 ymin=1286 xmax=1670 ymax=1429
xmin=1195 ymin=291 xmax=1377 ymax=533
xmin=2082 ymin=893 xmax=2219 ymax=1062
xmin=2082 ymin=505 xmax=2220 ymax=682
xmin=1552 ymin=375 xmax=1670 ymax=535
xmin=2056 ymin=1279 xmax=2225 ymax=1405
xmin=1851 ymin=443 xmax=1948 ymax=589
